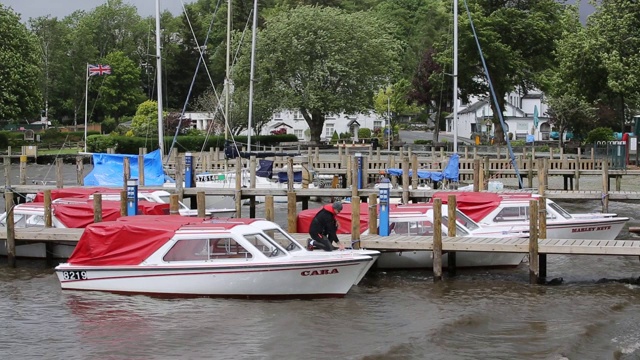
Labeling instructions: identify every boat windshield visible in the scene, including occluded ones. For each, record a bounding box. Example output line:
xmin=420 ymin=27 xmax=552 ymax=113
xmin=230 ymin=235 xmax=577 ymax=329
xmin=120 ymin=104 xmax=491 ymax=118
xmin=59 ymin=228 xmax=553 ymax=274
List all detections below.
xmin=455 ymin=210 xmax=480 ymax=231
xmin=262 ymin=227 xmax=304 ymax=252
xmin=441 ymin=216 xmax=470 ymax=236
xmin=243 ymin=233 xmax=288 ymax=258
xmin=548 ymin=202 xmax=572 ymax=219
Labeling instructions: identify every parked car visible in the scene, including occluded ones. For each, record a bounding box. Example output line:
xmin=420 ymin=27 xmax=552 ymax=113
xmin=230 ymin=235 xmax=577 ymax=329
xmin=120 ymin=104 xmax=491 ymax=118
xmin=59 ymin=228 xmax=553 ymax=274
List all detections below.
xmin=550 ymin=131 xmax=573 ymax=140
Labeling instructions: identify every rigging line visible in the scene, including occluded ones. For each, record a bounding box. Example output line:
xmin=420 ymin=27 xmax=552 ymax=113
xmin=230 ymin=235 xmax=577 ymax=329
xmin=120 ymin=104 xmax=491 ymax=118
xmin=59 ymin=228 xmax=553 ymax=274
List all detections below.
xmin=462 ymin=0 xmax=523 ymax=189
xmin=40 ymin=134 xmax=71 ymax=184
xmin=168 ymin=0 xmax=224 ymax=161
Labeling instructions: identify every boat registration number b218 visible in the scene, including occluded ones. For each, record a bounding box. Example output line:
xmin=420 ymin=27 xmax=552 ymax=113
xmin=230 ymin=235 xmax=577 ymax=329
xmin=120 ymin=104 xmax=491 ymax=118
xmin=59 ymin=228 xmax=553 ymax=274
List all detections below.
xmin=62 ymin=271 xmax=88 ymax=280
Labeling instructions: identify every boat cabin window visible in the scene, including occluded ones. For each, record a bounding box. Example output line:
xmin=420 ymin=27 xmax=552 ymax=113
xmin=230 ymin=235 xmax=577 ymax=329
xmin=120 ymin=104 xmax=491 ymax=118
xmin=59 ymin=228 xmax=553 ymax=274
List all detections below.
xmin=263 ymin=228 xmax=303 ymax=252
xmin=493 ymin=205 xmax=558 ymax=222
xmin=392 ymin=220 xmax=433 ymax=236
xmin=548 ymin=202 xmax=571 ymax=219
xmin=243 ymin=233 xmax=287 ymax=258
xmin=163 ymin=238 xmax=252 ymax=262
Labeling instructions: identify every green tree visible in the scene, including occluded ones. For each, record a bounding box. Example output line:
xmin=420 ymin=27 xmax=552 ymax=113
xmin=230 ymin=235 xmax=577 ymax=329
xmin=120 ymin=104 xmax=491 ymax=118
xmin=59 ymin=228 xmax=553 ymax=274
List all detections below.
xmin=373 ymin=79 xmax=420 ymax=136
xmin=131 ymin=100 xmax=165 ymax=137
xmin=546 ymin=94 xmax=596 ymax=146
xmin=251 ymin=6 xmax=401 ymax=144
xmin=0 ymin=5 xmax=42 ymax=120
xmin=95 ymin=51 xmax=145 ymax=119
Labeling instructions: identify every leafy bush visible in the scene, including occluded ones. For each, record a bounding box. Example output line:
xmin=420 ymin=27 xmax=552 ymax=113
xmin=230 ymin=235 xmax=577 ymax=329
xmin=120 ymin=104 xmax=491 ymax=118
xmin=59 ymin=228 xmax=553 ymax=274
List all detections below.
xmin=585 ymin=127 xmax=614 ymax=144
xmin=358 ymin=127 xmax=372 ymax=139
xmin=414 ymin=139 xmax=432 ymax=145
xmin=510 ymin=139 xmax=526 ymax=147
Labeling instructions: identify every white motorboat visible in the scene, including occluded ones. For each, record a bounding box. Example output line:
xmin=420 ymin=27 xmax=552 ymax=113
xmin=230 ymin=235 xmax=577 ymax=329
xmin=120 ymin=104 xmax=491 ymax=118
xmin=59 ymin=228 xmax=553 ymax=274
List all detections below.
xmin=297 ymin=203 xmax=528 ymax=269
xmin=431 ymin=192 xmax=628 ymax=240
xmin=55 ymin=216 xmax=376 ymax=298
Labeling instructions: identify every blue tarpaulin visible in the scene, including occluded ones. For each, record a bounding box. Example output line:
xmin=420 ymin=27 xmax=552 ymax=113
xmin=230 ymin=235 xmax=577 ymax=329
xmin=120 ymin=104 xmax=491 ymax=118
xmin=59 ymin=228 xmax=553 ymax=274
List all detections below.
xmin=385 ymin=153 xmax=459 ymax=182
xmin=84 ymin=149 xmax=165 ymax=186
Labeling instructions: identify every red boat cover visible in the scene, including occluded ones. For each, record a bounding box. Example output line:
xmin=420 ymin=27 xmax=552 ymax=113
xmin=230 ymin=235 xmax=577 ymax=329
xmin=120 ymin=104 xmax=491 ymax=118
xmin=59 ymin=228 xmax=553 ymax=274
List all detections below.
xmin=297 ymin=203 xmax=372 ymax=235
xmin=33 ymin=187 xmax=120 ymax=202
xmin=53 ymin=200 xmax=170 ymax=228
xmin=430 ymin=192 xmax=501 ymax=222
xmin=68 ymin=216 xmax=202 ymax=266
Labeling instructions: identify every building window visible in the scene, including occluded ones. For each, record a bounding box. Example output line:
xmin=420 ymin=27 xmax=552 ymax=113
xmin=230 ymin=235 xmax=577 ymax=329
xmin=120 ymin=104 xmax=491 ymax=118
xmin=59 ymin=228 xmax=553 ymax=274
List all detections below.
xmin=374 ymin=121 xmax=382 ymax=129
xmin=294 ymin=129 xmax=303 ymax=140
xmin=273 ymin=112 xmax=282 ymax=119
xmin=294 ymin=111 xmax=303 ymax=121
xmin=325 ymin=124 xmax=334 ymax=138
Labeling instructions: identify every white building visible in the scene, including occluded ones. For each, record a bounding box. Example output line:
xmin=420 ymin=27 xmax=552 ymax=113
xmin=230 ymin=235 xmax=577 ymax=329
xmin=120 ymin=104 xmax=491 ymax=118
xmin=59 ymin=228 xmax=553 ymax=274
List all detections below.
xmin=446 ymin=89 xmax=558 ymax=141
xmin=260 ymin=110 xmax=386 ymax=142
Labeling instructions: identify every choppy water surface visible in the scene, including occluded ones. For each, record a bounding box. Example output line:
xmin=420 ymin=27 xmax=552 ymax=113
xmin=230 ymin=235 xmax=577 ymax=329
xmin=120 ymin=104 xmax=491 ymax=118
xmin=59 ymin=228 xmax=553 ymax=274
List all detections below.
xmin=2 ymin=164 xmax=640 ymax=359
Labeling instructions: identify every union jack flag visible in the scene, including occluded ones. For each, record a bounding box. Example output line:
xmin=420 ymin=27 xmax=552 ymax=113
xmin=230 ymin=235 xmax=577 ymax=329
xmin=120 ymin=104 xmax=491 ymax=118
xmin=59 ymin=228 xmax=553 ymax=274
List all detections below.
xmin=88 ymin=64 xmax=112 ymax=76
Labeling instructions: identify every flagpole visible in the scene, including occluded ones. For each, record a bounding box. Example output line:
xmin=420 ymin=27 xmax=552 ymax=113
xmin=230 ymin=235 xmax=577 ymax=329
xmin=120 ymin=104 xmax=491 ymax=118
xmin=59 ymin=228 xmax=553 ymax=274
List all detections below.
xmin=84 ymin=63 xmax=89 ymax=153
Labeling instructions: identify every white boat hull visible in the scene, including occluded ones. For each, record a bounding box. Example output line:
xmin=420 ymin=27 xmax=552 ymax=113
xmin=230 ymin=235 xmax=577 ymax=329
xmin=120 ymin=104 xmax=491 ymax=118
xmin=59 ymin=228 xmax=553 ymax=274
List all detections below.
xmin=376 ymin=251 xmax=525 ymax=269
xmin=56 ymin=258 xmax=372 ymax=297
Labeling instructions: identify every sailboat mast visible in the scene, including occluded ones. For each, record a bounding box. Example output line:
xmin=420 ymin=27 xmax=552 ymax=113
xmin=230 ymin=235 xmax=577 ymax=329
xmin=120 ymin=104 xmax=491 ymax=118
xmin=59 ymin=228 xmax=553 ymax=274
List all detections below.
xmin=156 ymin=0 xmax=164 ymax=161
xmin=225 ymin=0 xmax=232 ymax=145
xmin=453 ymin=0 xmax=458 ymax=154
xmin=247 ymin=0 xmax=258 ymax=153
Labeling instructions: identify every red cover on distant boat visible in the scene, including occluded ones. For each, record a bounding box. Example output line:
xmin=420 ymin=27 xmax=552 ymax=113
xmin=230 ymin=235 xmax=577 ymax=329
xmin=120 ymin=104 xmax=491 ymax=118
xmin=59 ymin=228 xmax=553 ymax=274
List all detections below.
xmin=33 ymin=187 xmax=120 ymax=202
xmin=297 ymin=203 xmax=371 ymax=235
xmin=431 ymin=192 xmax=501 ymax=222
xmin=67 ymin=216 xmax=202 ymax=265
xmin=53 ymin=200 xmax=170 ymax=228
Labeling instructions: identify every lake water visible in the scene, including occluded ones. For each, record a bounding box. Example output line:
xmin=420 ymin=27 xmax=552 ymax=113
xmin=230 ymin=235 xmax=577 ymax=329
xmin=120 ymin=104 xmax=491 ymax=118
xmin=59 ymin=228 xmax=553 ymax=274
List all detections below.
xmin=2 ymin=163 xmax=640 ymax=359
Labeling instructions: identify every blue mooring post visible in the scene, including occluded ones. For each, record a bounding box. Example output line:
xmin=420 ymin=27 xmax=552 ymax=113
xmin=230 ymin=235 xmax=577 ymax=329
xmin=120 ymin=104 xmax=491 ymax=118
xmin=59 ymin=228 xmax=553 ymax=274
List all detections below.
xmin=356 ymin=152 xmax=363 ymax=190
xmin=185 ymin=152 xmax=193 ymax=188
xmin=379 ymin=177 xmax=391 ymax=236
xmin=126 ymin=179 xmax=138 ymax=216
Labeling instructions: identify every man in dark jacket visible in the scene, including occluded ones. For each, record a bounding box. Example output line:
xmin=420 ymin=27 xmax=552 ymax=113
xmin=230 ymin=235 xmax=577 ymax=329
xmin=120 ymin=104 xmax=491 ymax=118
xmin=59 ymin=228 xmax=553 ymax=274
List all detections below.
xmin=307 ymin=201 xmax=344 ymax=251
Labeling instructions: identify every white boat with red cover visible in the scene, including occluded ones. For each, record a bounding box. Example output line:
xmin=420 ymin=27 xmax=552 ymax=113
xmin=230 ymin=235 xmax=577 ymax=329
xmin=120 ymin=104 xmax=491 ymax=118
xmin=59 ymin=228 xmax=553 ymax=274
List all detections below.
xmin=55 ymin=216 xmax=376 ymax=298
xmin=431 ymin=192 xmax=628 ymax=240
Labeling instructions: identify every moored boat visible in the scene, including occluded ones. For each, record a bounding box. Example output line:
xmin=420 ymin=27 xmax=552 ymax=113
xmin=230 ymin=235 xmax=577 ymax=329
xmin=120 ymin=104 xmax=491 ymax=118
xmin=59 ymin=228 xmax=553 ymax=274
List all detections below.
xmin=55 ymin=216 xmax=376 ymax=298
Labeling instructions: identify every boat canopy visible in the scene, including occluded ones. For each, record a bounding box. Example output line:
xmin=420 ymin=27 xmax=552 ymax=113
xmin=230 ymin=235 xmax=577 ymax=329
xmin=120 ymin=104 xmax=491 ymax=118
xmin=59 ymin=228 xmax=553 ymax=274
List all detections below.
xmin=384 ymin=154 xmax=459 ymax=182
xmin=84 ymin=149 xmax=165 ymax=186
xmin=431 ymin=192 xmax=501 ymax=222
xmin=68 ymin=216 xmax=203 ymax=266
xmin=33 ymin=187 xmax=118 ymax=202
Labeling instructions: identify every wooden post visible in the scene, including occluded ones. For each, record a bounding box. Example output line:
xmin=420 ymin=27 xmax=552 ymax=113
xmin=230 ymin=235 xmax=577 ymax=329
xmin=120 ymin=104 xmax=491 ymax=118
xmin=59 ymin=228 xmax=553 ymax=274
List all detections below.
xmin=170 ymin=194 xmax=180 ymax=215
xmin=287 ymin=192 xmax=297 ymax=232
xmin=473 ymin=159 xmax=480 ymax=192
xmin=19 ymin=155 xmax=27 ymax=185
xmin=5 ymin=191 xmax=15 ymax=267
xmin=287 ymin=157 xmax=294 ymax=192
xmin=447 ymin=195 xmax=457 ymax=276
xmin=483 ymin=157 xmax=490 ymax=189
xmin=574 ymin=156 xmax=580 ymax=191
xmin=602 ymin=159 xmax=609 ymax=213
xmin=433 ymin=198 xmax=443 ymax=281
xmin=235 ymin=190 xmax=243 ymax=218
xmin=138 ymin=154 xmax=145 ymax=186
xmin=527 ymin=155 xmax=534 ymax=189
xmin=56 ymin=158 xmax=64 ymax=188
xmin=529 ymin=200 xmax=539 ymax=284
xmin=368 ymin=194 xmax=378 ymax=235
xmin=538 ymin=196 xmax=547 ymax=281
xmin=401 ymin=157 xmax=410 ymax=204
xmin=543 ymin=158 xmax=549 ymax=192
xmin=44 ymin=190 xmax=52 ymax=227
xmin=120 ymin=190 xmax=127 ymax=216
xmin=175 ymin=155 xmax=184 ymax=202
xmin=123 ymin=157 xmax=130 ymax=194
xmin=93 ymin=193 xmax=103 ymax=223
xmin=265 ymin=195 xmax=275 ymax=221
xmin=411 ymin=154 xmax=419 ymax=189
xmin=390 ymin=156 xmax=397 ymax=188
xmin=197 ymin=191 xmax=206 ymax=218
xmin=537 ymin=158 xmax=545 ymax=195
xmin=76 ymin=156 xmax=84 ymax=186
xmin=250 ymin=156 xmax=257 ymax=189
